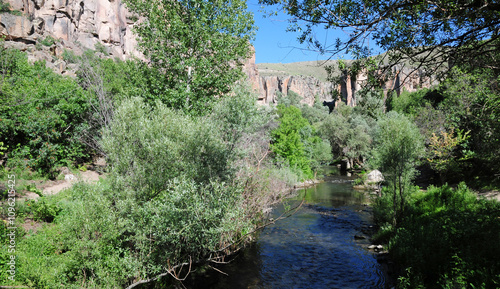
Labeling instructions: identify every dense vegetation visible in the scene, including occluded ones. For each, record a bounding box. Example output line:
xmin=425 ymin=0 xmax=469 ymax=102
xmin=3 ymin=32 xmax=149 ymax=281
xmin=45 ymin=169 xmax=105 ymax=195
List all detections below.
xmin=386 ymin=184 xmax=500 ymax=288
xmin=0 ymin=0 xmax=315 ymax=287
xmin=1 ymin=0 xmax=499 ymax=287
xmin=0 ymin=42 xmax=309 ymax=287
xmin=0 ymin=46 xmax=91 ymax=179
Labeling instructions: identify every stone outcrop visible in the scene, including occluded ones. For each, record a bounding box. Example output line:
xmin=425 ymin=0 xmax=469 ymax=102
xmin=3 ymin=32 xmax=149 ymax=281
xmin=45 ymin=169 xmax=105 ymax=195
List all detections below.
xmin=242 ymin=45 xmax=260 ymax=93
xmin=1 ymin=0 xmax=436 ymax=102
xmin=0 ymin=13 xmax=33 ymax=40
xmin=1 ymin=0 xmax=140 ymax=74
xmin=257 ymin=74 xmax=333 ymax=105
xmin=249 ymin=60 xmax=437 ymax=107
xmin=336 ymin=67 xmax=439 ymax=107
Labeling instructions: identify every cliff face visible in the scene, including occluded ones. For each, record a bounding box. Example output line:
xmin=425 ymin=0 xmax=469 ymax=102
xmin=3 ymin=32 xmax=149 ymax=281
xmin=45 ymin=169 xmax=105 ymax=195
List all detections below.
xmin=337 ymin=67 xmax=438 ymax=107
xmin=1 ymin=1 xmax=436 ymax=103
xmin=245 ymin=51 xmax=437 ymax=107
xmin=257 ymin=75 xmax=333 ymax=105
xmin=1 ymin=0 xmax=140 ymax=74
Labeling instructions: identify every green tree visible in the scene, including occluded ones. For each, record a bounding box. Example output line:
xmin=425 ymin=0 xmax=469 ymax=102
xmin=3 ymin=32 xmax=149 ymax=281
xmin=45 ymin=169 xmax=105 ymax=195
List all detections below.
xmin=124 ymin=0 xmax=256 ymax=114
xmin=271 ymin=105 xmax=314 ymax=179
xmin=320 ymin=103 xmax=373 ymax=169
xmin=371 ymin=111 xmax=424 ymax=225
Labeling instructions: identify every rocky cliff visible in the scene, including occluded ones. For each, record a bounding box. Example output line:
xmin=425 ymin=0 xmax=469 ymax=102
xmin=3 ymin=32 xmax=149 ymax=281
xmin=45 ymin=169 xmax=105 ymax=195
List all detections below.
xmin=1 ymin=0 xmax=436 ymax=104
xmin=1 ymin=0 xmax=140 ymax=74
xmin=248 ymin=59 xmax=437 ymax=107
xmin=256 ymin=74 xmax=333 ymax=105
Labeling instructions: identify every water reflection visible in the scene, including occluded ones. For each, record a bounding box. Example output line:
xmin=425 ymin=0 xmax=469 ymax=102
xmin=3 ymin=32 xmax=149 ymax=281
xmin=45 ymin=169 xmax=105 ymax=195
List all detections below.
xmin=189 ymin=168 xmax=389 ymax=288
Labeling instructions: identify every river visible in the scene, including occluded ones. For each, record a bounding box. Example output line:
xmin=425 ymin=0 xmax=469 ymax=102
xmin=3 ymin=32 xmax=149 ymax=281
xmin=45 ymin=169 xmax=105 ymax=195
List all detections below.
xmin=188 ymin=167 xmax=391 ymax=288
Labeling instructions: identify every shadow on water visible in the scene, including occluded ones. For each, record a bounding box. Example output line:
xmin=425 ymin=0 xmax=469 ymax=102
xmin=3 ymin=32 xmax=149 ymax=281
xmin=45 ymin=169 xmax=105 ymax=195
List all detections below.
xmin=185 ymin=167 xmax=391 ymax=289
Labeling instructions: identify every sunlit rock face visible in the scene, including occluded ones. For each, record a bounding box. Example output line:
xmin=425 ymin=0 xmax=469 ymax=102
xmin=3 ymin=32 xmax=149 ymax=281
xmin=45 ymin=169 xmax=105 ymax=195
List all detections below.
xmin=1 ymin=1 xmax=435 ymax=101
xmin=245 ymin=52 xmax=437 ymax=107
xmin=257 ymin=74 xmax=334 ymax=105
xmin=1 ymin=0 xmax=140 ymax=74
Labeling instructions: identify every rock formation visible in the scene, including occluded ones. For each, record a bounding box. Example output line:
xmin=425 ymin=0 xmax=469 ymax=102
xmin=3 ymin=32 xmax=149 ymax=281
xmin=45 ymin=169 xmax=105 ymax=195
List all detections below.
xmin=1 ymin=0 xmax=140 ymax=74
xmin=256 ymin=74 xmax=333 ymax=105
xmin=1 ymin=0 xmax=436 ymax=104
xmin=248 ymin=58 xmax=438 ymax=107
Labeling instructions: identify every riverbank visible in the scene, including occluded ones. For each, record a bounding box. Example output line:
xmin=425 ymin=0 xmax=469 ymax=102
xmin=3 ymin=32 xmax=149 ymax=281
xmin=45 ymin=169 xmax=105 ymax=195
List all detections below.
xmin=183 ymin=168 xmax=394 ymax=288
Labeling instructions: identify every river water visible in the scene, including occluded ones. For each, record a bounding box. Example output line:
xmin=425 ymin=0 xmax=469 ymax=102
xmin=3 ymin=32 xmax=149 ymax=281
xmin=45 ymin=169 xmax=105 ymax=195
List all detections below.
xmin=192 ymin=168 xmax=390 ymax=288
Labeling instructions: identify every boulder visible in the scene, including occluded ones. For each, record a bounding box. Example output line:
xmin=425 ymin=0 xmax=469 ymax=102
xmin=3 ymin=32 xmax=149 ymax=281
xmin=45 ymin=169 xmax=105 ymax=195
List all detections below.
xmin=366 ymin=170 xmax=384 ymax=184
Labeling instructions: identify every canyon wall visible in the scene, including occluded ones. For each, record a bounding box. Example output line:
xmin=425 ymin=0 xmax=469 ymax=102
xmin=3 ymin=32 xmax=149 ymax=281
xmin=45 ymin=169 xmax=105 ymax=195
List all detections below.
xmin=247 ymin=61 xmax=438 ymax=107
xmin=1 ymin=0 xmax=436 ymax=104
xmin=1 ymin=0 xmax=140 ymax=74
xmin=256 ymin=75 xmax=333 ymax=105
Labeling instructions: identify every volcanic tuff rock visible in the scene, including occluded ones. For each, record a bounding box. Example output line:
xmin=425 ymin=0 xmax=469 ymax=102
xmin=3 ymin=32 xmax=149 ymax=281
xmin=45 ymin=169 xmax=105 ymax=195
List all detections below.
xmin=257 ymin=75 xmax=333 ymax=106
xmin=248 ymin=61 xmax=437 ymax=107
xmin=1 ymin=0 xmax=436 ymax=104
xmin=1 ymin=0 xmax=140 ymax=74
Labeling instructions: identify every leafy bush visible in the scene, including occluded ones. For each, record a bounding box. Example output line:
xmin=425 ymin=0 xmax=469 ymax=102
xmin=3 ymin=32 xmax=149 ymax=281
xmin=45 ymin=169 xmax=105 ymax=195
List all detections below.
xmin=0 ymin=0 xmax=11 ymax=12
xmin=94 ymin=42 xmax=109 ymax=55
xmin=61 ymin=49 xmax=78 ymax=64
xmin=38 ymin=36 xmax=56 ymax=47
xmin=389 ymin=183 xmax=500 ymax=288
xmin=101 ymin=97 xmax=231 ymax=198
xmin=390 ymin=89 xmax=433 ymax=116
xmin=27 ymin=196 xmax=62 ymax=222
xmin=0 ymin=47 xmax=91 ymax=178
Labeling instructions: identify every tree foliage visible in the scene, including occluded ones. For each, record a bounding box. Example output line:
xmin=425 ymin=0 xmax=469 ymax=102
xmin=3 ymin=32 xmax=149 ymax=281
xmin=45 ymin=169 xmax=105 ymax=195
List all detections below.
xmin=371 ymin=111 xmax=424 ymax=225
xmin=320 ymin=102 xmax=374 ymax=169
xmin=124 ymin=0 xmax=256 ymax=114
xmin=427 ymin=128 xmax=471 ymax=183
xmin=101 ymin=97 xmax=232 ymax=201
xmin=271 ymin=105 xmax=314 ymax=179
xmin=260 ymin=0 xmax=500 ymax=83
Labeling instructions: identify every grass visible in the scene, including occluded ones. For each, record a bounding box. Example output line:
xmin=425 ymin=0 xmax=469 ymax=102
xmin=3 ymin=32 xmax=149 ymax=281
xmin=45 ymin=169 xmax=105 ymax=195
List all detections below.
xmin=257 ymin=60 xmax=341 ymax=82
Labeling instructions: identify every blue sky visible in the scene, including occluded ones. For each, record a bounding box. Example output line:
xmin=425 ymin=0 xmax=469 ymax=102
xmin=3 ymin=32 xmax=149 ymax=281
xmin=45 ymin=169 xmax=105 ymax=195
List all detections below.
xmin=247 ymin=1 xmax=383 ymax=64
xmin=246 ymin=1 xmax=343 ymax=64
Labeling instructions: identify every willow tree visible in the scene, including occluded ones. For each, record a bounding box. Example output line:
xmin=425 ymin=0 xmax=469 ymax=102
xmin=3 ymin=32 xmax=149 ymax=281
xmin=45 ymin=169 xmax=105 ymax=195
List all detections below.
xmin=124 ymin=0 xmax=256 ymax=114
xmin=372 ymin=112 xmax=425 ymax=226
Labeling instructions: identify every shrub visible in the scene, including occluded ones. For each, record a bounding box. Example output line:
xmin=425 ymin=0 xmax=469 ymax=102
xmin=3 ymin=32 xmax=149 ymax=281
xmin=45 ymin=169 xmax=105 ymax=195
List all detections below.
xmin=94 ymin=42 xmax=109 ymax=55
xmin=389 ymin=183 xmax=500 ymax=288
xmin=38 ymin=36 xmax=56 ymax=47
xmin=61 ymin=49 xmax=78 ymax=64
xmin=0 ymin=47 xmax=92 ymax=178
xmin=101 ymin=97 xmax=231 ymax=198
xmin=27 ymin=196 xmax=62 ymax=223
